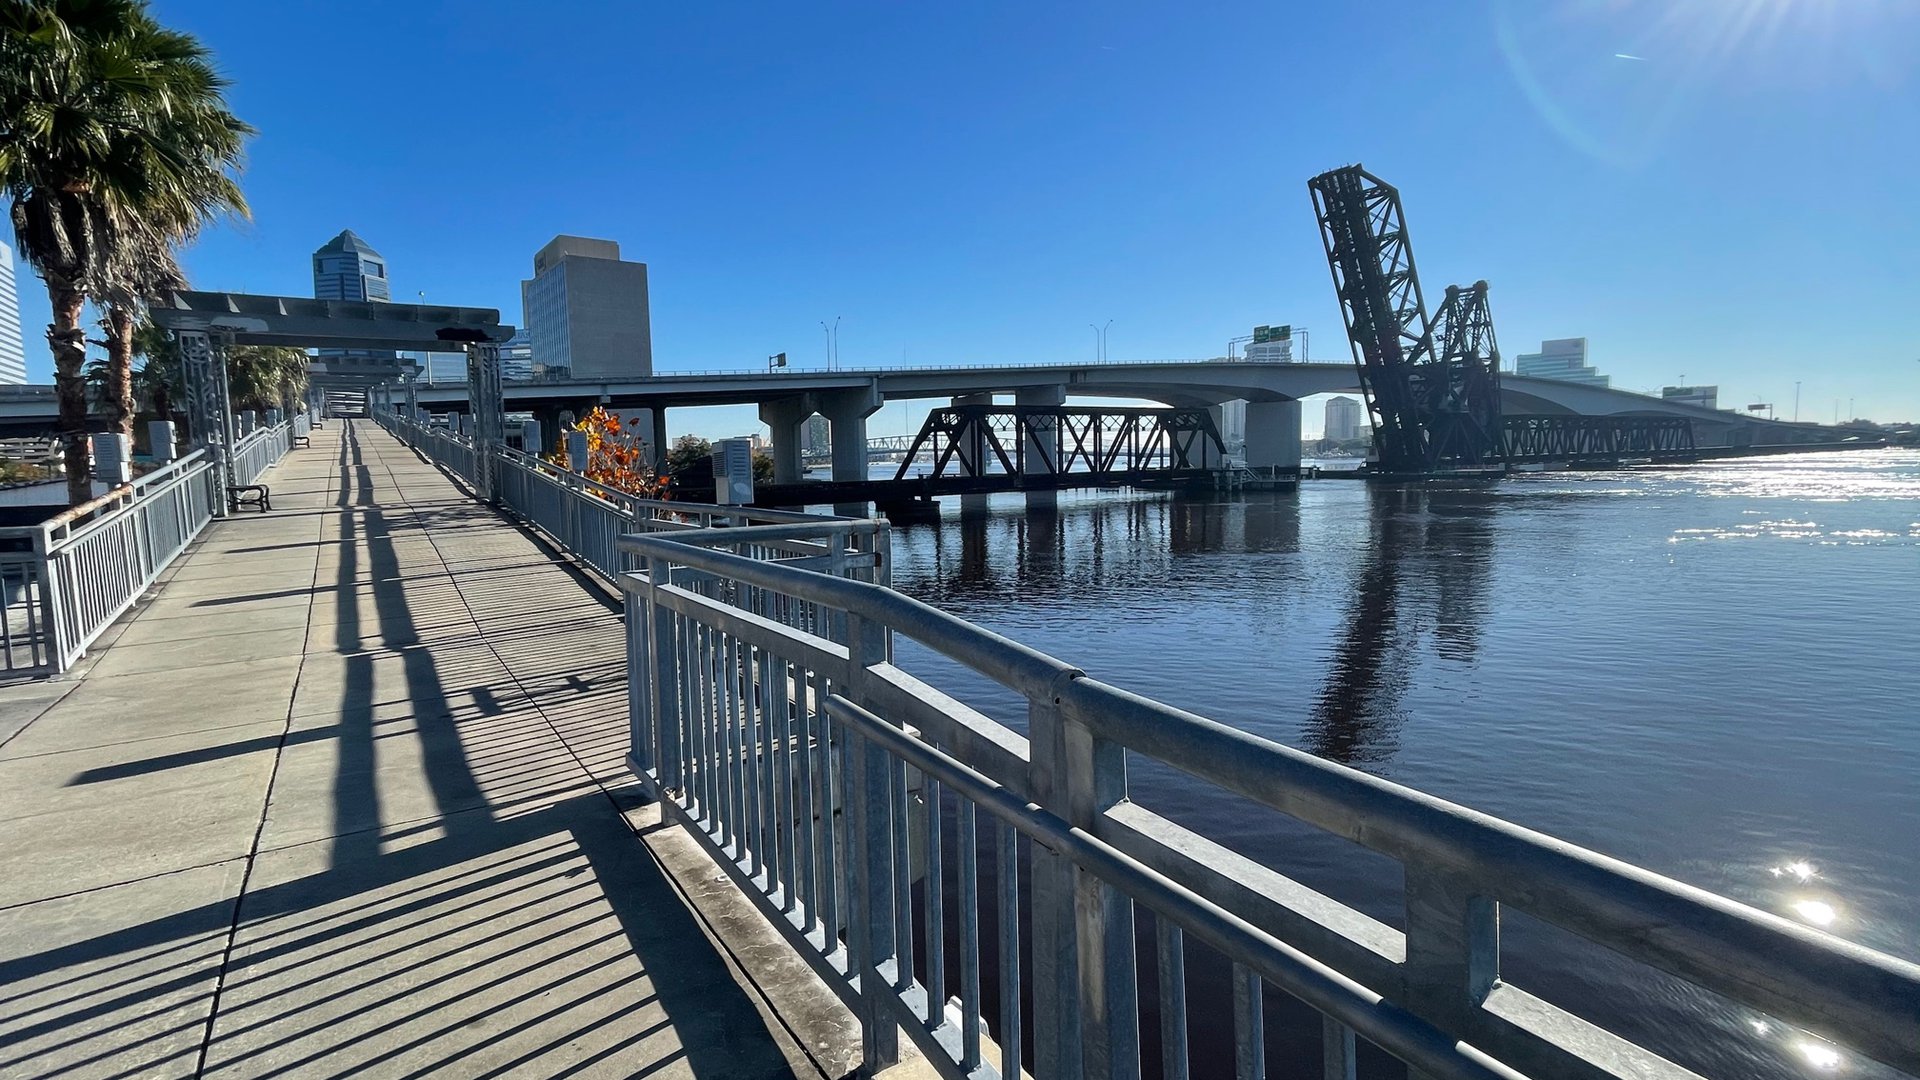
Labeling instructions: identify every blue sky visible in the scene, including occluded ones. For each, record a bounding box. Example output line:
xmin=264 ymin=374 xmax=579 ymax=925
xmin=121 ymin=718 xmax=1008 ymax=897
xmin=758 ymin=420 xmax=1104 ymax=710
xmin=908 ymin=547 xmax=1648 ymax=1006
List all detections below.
xmin=12 ymin=0 xmax=1919 ymax=434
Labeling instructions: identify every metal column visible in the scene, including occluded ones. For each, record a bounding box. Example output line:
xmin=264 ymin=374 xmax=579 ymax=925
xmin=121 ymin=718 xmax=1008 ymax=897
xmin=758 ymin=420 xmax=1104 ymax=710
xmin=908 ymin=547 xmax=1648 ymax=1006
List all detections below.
xmin=467 ymin=341 xmax=504 ymax=501
xmin=177 ymin=328 xmax=235 ymax=517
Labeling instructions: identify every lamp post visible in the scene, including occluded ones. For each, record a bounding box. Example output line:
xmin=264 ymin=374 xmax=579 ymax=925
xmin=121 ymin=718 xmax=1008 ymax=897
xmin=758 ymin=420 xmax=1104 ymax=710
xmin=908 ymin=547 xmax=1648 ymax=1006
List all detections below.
xmin=1090 ymin=319 xmax=1112 ymax=363
xmin=820 ymin=317 xmax=841 ymax=371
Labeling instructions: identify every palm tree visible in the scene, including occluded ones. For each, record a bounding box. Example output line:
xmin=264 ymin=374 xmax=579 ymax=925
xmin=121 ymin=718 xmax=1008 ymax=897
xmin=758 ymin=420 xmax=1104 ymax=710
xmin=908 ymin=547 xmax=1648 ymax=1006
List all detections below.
xmin=225 ymin=344 xmax=308 ymax=414
xmin=97 ymin=218 xmax=186 ymax=436
xmin=1 ymin=0 xmax=251 ymax=503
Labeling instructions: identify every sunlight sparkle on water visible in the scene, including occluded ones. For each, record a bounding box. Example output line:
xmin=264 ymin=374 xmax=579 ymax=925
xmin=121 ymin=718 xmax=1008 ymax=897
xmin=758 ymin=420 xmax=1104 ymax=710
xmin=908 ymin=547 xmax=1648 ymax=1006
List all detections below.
xmin=1791 ymin=899 xmax=1838 ymax=927
xmin=1769 ymin=861 xmax=1818 ymax=882
xmin=1797 ymin=1040 xmax=1843 ymax=1071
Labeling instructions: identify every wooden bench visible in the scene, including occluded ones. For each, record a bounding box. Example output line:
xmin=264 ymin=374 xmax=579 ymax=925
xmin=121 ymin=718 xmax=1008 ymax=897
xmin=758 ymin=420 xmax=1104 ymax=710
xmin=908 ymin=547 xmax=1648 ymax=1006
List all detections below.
xmin=227 ymin=484 xmax=271 ymax=512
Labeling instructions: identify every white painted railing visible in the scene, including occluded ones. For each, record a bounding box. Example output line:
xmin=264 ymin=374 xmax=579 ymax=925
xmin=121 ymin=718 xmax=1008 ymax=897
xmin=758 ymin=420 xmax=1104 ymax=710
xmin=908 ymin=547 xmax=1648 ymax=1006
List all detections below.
xmin=0 ymin=452 xmax=217 ymax=675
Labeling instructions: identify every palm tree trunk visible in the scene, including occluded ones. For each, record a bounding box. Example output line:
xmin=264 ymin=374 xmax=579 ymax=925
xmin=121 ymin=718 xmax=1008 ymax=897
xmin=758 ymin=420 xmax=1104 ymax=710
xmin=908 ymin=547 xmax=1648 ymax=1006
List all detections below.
xmin=49 ymin=285 xmax=93 ymax=506
xmin=104 ymin=305 xmax=137 ymax=437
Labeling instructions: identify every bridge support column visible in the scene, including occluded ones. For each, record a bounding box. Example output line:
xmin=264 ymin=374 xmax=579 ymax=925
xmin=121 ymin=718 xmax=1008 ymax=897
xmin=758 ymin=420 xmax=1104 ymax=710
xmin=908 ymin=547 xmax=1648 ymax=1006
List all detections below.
xmin=647 ymin=407 xmax=669 ymax=471
xmin=758 ymin=398 xmax=809 ymax=485
xmin=1016 ymin=385 xmax=1065 ymax=509
xmin=821 ymin=385 xmax=883 ymax=516
xmin=1244 ymin=400 xmax=1303 ymax=474
xmin=953 ymin=393 xmax=993 ymax=514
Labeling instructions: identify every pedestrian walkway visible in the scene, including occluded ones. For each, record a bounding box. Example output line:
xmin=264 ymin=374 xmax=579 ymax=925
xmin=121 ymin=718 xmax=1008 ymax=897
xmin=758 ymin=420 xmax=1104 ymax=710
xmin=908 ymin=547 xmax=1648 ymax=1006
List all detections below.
xmin=0 ymin=421 xmax=836 ymax=1079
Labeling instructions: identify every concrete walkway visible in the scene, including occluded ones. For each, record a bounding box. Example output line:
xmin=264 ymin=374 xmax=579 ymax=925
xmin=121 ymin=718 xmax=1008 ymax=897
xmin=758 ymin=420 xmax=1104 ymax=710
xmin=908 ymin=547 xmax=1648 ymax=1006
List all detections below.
xmin=0 ymin=421 xmax=834 ymax=1079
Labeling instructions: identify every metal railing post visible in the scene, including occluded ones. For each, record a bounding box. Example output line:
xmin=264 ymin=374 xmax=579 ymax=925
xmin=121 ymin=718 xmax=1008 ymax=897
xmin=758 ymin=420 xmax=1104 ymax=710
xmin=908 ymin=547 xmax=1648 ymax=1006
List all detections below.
xmin=1029 ymin=669 xmax=1140 ymax=1080
xmin=1401 ymin=861 xmax=1499 ymax=1080
xmin=846 ymin=606 xmax=901 ymax=1076
xmin=649 ymin=558 xmax=682 ymax=791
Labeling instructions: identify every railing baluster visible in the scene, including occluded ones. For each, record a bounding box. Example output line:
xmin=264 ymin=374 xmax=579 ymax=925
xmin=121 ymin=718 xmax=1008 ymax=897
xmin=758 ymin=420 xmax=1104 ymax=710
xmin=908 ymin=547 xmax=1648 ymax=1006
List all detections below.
xmin=759 ymin=646 xmax=780 ymax=895
xmin=1233 ymin=963 xmax=1264 ymax=1080
xmin=958 ymin=799 xmax=983 ymax=1071
xmin=724 ymin=634 xmax=746 ymax=858
xmin=743 ymin=642 xmax=764 ymax=879
xmin=815 ymin=668 xmax=841 ymax=950
xmin=1157 ymin=920 xmax=1189 ymax=1080
xmin=891 ymin=758 xmax=915 ymax=993
xmin=794 ymin=661 xmax=818 ymax=934
xmin=1322 ymin=1016 xmax=1357 ymax=1080
xmin=923 ymin=773 xmax=946 ymax=1028
xmin=706 ymin=629 xmax=727 ymax=848
xmin=998 ymin=821 xmax=1022 ymax=1080
xmin=772 ymin=651 xmax=797 ymax=912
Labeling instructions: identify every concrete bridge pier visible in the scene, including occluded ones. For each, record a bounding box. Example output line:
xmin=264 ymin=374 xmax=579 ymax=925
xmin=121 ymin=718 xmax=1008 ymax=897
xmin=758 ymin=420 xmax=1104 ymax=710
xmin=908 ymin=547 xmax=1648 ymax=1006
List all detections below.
xmin=821 ymin=386 xmax=882 ymax=516
xmin=645 ymin=406 xmax=669 ymax=470
xmin=1017 ymin=385 xmax=1065 ymax=509
xmin=759 ymin=398 xmax=809 ymax=485
xmin=953 ymin=393 xmax=993 ymax=515
xmin=1244 ymin=399 xmax=1303 ymax=474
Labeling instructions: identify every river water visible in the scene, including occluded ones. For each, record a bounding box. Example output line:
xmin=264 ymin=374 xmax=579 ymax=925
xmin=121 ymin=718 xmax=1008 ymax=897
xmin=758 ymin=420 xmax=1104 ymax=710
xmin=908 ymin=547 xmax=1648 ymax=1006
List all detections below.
xmin=875 ymin=449 xmax=1920 ymax=1079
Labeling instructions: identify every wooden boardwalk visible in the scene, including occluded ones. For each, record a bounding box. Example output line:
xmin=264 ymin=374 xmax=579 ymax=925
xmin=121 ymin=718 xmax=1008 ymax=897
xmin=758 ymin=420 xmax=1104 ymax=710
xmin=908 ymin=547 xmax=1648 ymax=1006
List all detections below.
xmin=0 ymin=421 xmax=842 ymax=1079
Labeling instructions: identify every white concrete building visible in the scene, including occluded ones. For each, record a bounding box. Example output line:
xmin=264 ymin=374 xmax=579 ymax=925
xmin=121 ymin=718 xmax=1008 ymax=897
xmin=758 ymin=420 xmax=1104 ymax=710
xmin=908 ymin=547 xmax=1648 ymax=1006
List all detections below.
xmin=0 ymin=242 xmax=26 ymax=385
xmin=1662 ymin=385 xmax=1719 ymax=410
xmin=521 ymin=235 xmax=652 ymax=379
xmin=1515 ymin=337 xmax=1608 ymax=388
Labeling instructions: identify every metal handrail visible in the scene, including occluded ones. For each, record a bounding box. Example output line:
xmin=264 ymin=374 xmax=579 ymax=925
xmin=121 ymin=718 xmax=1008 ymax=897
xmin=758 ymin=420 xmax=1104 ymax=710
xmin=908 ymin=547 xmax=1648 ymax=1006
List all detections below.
xmin=617 ymin=526 xmax=1920 ymax=1080
xmin=827 ymin=696 xmax=1528 ymax=1080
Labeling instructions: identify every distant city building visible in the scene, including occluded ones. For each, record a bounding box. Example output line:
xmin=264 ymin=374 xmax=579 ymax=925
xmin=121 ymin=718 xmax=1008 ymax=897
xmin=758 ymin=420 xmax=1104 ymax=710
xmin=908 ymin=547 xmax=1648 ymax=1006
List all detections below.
xmin=1324 ymin=395 xmax=1363 ymax=441
xmin=1215 ymin=400 xmax=1246 ymax=453
xmin=1662 ymin=385 xmax=1719 ymax=410
xmin=1244 ymin=339 xmax=1294 ymax=363
xmin=520 ymin=235 xmax=652 ymax=379
xmin=0 ymin=242 xmax=27 ymax=385
xmin=311 ymin=230 xmax=406 ymax=376
xmin=802 ymin=414 xmax=831 ymax=454
xmin=1514 ymin=337 xmax=1608 ymax=387
xmin=497 ymin=328 xmax=534 ymax=381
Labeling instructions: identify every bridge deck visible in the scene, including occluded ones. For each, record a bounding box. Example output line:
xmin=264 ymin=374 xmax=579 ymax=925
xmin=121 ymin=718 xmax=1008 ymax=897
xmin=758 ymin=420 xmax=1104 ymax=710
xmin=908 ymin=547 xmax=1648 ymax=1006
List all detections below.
xmin=0 ymin=423 xmax=841 ymax=1079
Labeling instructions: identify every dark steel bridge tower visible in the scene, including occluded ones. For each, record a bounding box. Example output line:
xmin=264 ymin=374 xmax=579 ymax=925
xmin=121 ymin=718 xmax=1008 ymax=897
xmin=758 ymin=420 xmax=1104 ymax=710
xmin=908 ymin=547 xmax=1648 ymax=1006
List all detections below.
xmin=1308 ymin=165 xmax=1506 ymax=473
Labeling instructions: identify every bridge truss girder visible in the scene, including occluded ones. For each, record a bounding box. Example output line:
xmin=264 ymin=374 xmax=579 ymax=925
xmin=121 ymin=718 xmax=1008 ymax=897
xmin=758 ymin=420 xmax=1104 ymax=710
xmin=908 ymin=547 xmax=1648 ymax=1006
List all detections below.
xmin=892 ymin=405 xmax=1226 ymax=483
xmin=1502 ymin=415 xmax=1696 ymax=462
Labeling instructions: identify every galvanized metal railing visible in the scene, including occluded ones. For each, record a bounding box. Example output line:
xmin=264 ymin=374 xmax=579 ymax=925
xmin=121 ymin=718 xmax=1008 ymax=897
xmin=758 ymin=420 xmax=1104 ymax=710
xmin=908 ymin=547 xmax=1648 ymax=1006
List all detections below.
xmin=231 ymin=419 xmax=296 ymax=486
xmin=616 ymin=525 xmax=1920 ymax=1080
xmin=376 ymin=406 xmax=850 ymax=583
xmin=372 ymin=410 xmax=478 ymax=487
xmin=0 ymin=452 xmax=216 ymax=676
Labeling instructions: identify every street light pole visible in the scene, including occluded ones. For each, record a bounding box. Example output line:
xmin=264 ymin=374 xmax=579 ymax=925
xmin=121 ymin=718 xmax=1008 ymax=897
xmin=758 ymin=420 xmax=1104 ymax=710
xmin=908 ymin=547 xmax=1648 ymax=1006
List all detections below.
xmin=1794 ymin=381 xmax=1801 ymax=423
xmin=820 ymin=317 xmax=841 ymax=371
xmin=1088 ymin=319 xmax=1112 ymax=363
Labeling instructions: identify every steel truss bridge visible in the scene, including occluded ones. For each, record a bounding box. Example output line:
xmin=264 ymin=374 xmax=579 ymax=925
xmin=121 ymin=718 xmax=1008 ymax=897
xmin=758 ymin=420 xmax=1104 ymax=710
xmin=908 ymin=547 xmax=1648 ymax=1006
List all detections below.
xmin=894 ymin=404 xmax=1224 ymax=481
xmin=1503 ymin=415 xmax=1698 ymax=463
xmin=743 ymin=404 xmax=1230 ymax=509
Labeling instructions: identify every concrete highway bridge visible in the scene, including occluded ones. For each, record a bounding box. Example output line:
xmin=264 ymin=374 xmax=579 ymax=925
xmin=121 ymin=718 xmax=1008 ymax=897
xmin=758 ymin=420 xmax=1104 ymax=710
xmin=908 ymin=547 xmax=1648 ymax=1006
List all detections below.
xmin=382 ymin=361 xmax=1844 ymax=485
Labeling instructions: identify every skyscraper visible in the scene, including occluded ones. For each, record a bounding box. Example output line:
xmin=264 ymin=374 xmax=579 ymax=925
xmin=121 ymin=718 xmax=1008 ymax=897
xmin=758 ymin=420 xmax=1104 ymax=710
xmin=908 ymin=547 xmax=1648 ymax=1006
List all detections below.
xmin=0 ymin=242 xmax=28 ymax=385
xmin=313 ymin=229 xmax=395 ymax=302
xmin=1324 ymin=395 xmax=1363 ymax=441
xmin=520 ymin=235 xmax=652 ymax=379
xmin=1514 ymin=338 xmax=1609 ymax=388
xmin=311 ymin=230 xmax=406 ymax=377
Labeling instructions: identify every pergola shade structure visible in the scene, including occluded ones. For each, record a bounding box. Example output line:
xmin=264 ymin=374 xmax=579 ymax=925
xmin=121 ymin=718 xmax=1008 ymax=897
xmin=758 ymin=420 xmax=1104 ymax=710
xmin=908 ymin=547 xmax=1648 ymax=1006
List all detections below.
xmin=148 ymin=290 xmax=514 ymax=512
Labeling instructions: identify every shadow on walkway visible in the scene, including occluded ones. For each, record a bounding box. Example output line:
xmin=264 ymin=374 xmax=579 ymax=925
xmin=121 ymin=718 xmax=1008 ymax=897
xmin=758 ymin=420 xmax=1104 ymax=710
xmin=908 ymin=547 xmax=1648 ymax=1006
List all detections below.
xmin=0 ymin=421 xmax=815 ymax=1079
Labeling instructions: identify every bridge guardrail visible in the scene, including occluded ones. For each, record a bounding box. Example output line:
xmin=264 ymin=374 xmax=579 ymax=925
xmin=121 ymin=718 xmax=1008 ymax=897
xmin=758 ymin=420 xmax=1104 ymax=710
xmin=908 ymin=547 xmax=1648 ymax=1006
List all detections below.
xmin=0 ymin=451 xmax=216 ymax=676
xmin=615 ymin=526 xmax=1920 ymax=1080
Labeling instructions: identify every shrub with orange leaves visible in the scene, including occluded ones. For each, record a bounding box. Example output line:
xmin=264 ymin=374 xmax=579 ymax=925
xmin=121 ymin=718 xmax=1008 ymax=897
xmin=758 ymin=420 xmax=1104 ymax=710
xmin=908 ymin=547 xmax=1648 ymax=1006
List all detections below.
xmin=552 ymin=407 xmax=671 ymax=499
